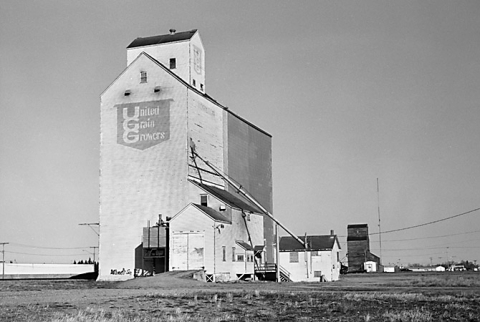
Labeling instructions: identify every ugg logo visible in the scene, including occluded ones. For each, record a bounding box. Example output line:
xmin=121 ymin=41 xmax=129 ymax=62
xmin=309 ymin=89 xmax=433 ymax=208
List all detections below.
xmin=116 ymin=100 xmax=171 ymax=150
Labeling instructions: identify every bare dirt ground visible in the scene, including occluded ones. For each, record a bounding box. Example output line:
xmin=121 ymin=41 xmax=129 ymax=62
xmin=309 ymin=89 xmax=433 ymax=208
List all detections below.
xmin=1 ymin=271 xmax=480 ymax=321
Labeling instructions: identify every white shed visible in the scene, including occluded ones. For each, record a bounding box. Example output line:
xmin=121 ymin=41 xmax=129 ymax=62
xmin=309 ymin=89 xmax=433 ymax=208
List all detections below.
xmin=364 ymin=261 xmax=377 ymax=273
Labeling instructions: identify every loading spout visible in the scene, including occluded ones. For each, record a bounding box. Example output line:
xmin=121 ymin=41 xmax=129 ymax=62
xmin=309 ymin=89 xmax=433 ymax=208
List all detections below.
xmin=189 ymin=139 xmax=307 ymax=249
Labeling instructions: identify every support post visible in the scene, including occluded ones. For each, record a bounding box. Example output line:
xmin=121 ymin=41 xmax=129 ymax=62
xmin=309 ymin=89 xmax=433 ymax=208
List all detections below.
xmin=1 ymin=242 xmax=9 ymax=280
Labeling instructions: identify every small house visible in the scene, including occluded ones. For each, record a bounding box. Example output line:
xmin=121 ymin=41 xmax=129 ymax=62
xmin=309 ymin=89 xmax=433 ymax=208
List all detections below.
xmin=279 ymin=232 xmax=341 ymax=282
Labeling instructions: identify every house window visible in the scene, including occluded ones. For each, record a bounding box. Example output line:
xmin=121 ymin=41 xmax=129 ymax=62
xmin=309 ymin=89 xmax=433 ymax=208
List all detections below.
xmin=289 ymin=252 xmax=299 ymax=263
xmin=140 ymin=71 xmax=147 ymax=83
xmin=200 ymin=194 xmax=207 ymax=207
xmin=311 ymin=251 xmax=319 ymax=256
xmin=222 ymin=246 xmax=226 ymax=262
xmin=170 ymin=58 xmax=176 ymax=69
xmin=200 ymin=84 xmax=204 ymax=91
xmin=232 ymin=247 xmax=236 ymax=262
xmin=237 ymin=254 xmax=244 ymax=262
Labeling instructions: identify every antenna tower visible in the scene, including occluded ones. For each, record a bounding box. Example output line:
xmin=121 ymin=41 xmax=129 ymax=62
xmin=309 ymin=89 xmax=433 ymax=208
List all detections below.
xmin=377 ymin=178 xmax=382 ymax=265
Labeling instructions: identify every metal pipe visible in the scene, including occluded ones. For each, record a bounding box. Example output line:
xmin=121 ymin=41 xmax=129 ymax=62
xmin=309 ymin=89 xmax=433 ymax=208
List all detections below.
xmin=191 ymin=148 xmax=307 ymax=249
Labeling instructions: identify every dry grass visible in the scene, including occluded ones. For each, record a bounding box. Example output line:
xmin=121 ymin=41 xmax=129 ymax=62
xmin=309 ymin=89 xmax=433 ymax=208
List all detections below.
xmin=2 ymin=273 xmax=480 ymax=321
xmin=383 ymin=307 xmax=433 ymax=322
xmin=43 ymin=290 xmax=480 ymax=322
xmin=386 ymin=273 xmax=480 ymax=287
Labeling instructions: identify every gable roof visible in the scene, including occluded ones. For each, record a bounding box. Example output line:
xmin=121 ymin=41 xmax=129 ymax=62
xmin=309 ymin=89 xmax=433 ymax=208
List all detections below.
xmin=192 ymin=203 xmax=231 ymax=224
xmin=189 ymin=180 xmax=262 ymax=214
xmin=127 ymin=29 xmax=197 ymax=49
xmin=279 ymin=235 xmax=340 ymax=252
xmin=102 ymin=51 xmax=271 ymax=137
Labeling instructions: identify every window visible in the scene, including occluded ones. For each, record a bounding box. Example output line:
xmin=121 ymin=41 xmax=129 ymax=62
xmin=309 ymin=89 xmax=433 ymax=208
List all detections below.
xmin=169 ymin=58 xmax=176 ymax=69
xmin=232 ymin=247 xmax=236 ymax=262
xmin=200 ymin=84 xmax=204 ymax=91
xmin=140 ymin=71 xmax=147 ymax=83
xmin=192 ymin=79 xmax=196 ymax=87
xmin=289 ymin=252 xmax=299 ymax=263
xmin=311 ymin=251 xmax=319 ymax=256
xmin=337 ymin=252 xmax=340 ymax=262
xmin=200 ymin=194 xmax=207 ymax=207
xmin=237 ymin=254 xmax=244 ymax=262
xmin=222 ymin=246 xmax=226 ymax=262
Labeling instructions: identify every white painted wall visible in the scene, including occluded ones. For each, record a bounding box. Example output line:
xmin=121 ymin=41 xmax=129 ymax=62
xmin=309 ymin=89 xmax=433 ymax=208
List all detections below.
xmin=127 ymin=31 xmax=205 ymax=92
xmin=169 ymin=202 xmax=264 ymax=281
xmin=99 ymin=54 xmax=189 ymax=281
xmin=168 ymin=204 xmax=215 ymax=273
xmin=187 ymin=94 xmax=224 ymax=187
xmin=279 ymin=243 xmax=341 ymax=282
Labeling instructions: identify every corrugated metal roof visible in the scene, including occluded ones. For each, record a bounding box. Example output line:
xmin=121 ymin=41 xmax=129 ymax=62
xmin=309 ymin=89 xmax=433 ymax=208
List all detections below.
xmin=193 ymin=204 xmax=231 ymax=224
xmin=189 ymin=180 xmax=262 ymax=213
xmin=236 ymin=241 xmax=254 ymax=251
xmin=279 ymin=235 xmax=339 ymax=252
xmin=127 ymin=29 xmax=197 ymax=49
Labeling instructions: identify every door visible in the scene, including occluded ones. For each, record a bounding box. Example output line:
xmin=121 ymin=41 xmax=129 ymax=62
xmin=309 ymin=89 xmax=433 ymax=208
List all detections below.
xmin=171 ymin=232 xmax=205 ymax=270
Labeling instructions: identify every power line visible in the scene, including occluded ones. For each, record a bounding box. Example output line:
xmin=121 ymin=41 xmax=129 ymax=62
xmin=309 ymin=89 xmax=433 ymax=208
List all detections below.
xmin=337 ymin=228 xmax=480 ymax=244
xmin=369 ymin=207 xmax=480 ymax=235
xmin=6 ymin=251 xmax=87 ymax=257
xmin=374 ymin=229 xmax=480 ymax=243
xmin=371 ymin=245 xmax=480 ymax=252
xmin=9 ymin=242 xmax=89 ymax=250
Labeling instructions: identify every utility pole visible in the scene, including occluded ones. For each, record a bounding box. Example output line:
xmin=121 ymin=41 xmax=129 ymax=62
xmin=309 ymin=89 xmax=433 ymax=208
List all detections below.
xmin=79 ymin=223 xmax=99 ymax=236
xmin=79 ymin=223 xmax=99 ymax=256
xmin=1 ymin=242 xmax=9 ymax=280
xmin=89 ymin=246 xmax=99 ymax=262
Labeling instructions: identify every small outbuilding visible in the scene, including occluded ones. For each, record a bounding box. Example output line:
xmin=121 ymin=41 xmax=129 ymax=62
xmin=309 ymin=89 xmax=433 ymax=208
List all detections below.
xmin=364 ymin=261 xmax=377 ymax=273
xmin=279 ymin=232 xmax=341 ymax=282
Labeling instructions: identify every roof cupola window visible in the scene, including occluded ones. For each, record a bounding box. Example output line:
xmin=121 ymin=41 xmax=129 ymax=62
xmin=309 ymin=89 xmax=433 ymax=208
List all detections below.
xmin=169 ymin=58 xmax=176 ymax=69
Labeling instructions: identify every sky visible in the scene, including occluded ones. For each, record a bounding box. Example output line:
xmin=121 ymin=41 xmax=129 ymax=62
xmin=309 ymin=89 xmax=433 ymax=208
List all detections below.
xmin=1 ymin=0 xmax=479 ymax=266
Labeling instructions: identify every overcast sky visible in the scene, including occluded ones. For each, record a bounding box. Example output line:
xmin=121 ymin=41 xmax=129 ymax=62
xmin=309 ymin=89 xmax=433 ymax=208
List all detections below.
xmin=1 ymin=1 xmax=479 ymax=266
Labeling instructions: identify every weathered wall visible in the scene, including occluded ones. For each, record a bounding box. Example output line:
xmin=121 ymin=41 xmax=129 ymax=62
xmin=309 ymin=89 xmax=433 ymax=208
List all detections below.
xmin=169 ymin=204 xmax=262 ymax=281
xmin=168 ymin=204 xmax=215 ymax=272
xmin=347 ymin=224 xmax=370 ymax=273
xmin=99 ymin=55 xmax=189 ymax=281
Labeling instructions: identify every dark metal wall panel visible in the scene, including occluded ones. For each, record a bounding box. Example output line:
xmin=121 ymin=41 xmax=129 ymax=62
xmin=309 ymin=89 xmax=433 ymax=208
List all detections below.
xmin=226 ymin=113 xmax=274 ymax=262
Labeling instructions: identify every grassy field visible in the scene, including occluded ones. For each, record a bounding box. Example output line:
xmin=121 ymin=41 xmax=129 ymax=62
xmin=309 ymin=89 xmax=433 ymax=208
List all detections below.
xmin=1 ymin=271 xmax=479 ymax=321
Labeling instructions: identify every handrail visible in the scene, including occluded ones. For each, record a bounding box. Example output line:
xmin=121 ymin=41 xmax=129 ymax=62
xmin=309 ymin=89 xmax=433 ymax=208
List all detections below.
xmin=278 ymin=265 xmax=291 ymax=278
